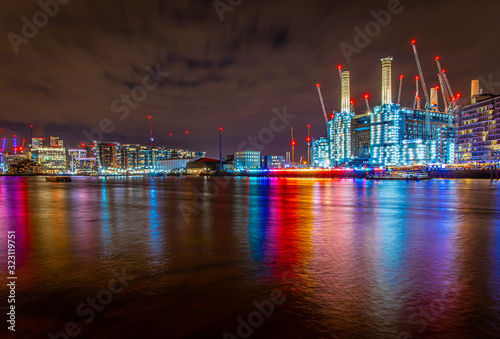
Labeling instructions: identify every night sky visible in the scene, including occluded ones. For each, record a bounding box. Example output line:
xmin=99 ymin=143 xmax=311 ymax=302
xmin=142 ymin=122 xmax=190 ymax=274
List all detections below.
xmin=1 ymin=0 xmax=499 ymax=158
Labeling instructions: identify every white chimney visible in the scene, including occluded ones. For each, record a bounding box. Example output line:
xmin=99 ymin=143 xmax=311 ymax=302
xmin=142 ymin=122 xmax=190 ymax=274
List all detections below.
xmin=430 ymin=88 xmax=438 ymax=106
xmin=341 ymin=71 xmax=351 ymax=113
xmin=381 ymin=57 xmax=393 ymax=105
xmin=471 ymin=79 xmax=480 ymax=104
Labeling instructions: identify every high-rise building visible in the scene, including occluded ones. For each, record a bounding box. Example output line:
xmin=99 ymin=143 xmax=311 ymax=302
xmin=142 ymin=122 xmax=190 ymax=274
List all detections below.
xmin=456 ymin=91 xmax=500 ymax=162
xmin=94 ymin=141 xmax=120 ymax=170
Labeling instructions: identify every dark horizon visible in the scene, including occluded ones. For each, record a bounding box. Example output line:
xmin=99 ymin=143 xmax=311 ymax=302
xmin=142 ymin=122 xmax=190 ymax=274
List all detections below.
xmin=1 ymin=0 xmax=499 ymax=158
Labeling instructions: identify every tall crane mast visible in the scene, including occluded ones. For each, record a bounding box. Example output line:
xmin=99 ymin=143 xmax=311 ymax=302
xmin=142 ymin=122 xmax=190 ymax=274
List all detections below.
xmin=148 ymin=115 xmax=154 ymax=147
xmin=316 ymin=84 xmax=329 ymax=126
xmin=435 ymin=57 xmax=455 ymax=100
xmin=438 ymin=73 xmax=450 ymax=111
xmin=411 ymin=40 xmax=430 ymax=108
xmin=364 ymin=94 xmax=371 ymax=113
xmin=337 ymin=65 xmax=343 ymax=83
xmin=397 ymin=74 xmax=404 ymax=105
xmin=412 ymin=76 xmax=420 ymax=110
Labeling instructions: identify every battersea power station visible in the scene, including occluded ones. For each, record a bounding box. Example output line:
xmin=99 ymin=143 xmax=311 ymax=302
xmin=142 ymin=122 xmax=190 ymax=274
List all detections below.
xmin=312 ymin=42 xmax=458 ymax=168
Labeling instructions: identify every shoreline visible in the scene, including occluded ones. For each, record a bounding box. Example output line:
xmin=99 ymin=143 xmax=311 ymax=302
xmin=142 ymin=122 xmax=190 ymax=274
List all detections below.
xmin=1 ymin=169 xmax=498 ymax=180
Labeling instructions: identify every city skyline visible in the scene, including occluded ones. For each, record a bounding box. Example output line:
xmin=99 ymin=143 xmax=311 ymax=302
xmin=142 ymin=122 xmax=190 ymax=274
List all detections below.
xmin=1 ymin=0 xmax=499 ymax=158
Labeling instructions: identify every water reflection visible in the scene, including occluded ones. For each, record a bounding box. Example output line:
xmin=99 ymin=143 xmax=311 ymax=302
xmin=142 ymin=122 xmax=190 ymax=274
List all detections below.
xmin=0 ymin=177 xmax=499 ymax=338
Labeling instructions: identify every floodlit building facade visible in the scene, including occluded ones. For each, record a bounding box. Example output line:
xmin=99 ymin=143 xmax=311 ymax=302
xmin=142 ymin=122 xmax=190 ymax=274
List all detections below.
xmin=31 ymin=147 xmax=67 ymax=172
xmin=456 ymin=92 xmax=500 ymax=162
xmin=328 ymin=70 xmax=354 ymax=165
xmin=234 ymin=151 xmax=261 ymax=170
xmin=262 ymin=155 xmax=286 ymax=169
xmin=369 ymin=57 xmax=454 ymax=166
xmin=312 ymin=137 xmax=330 ymax=168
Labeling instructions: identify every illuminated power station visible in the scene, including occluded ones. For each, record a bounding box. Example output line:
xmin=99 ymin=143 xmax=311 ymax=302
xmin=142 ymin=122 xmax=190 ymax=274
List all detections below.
xmin=311 ymin=40 xmax=460 ymax=168
xmin=370 ymin=56 xmax=455 ymax=166
xmin=328 ymin=70 xmax=354 ymax=165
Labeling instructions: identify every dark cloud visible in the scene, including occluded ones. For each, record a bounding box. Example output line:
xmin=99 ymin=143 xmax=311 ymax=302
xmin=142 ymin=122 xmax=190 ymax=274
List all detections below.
xmin=0 ymin=0 xmax=499 ymax=157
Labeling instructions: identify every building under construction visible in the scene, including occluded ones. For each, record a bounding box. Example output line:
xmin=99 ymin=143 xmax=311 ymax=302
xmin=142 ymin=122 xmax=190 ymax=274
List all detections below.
xmin=313 ymin=40 xmax=458 ymax=167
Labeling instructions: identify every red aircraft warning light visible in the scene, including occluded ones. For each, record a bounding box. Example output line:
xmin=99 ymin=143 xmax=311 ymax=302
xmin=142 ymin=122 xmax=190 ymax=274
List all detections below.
xmin=185 ymin=131 xmax=189 ymax=135
xmin=219 ymin=127 xmax=223 ymax=131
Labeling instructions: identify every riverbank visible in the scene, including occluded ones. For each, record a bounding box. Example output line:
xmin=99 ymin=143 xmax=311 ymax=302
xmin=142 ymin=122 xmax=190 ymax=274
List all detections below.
xmin=215 ymin=169 xmax=499 ymax=180
xmin=2 ymin=169 xmax=499 ymax=180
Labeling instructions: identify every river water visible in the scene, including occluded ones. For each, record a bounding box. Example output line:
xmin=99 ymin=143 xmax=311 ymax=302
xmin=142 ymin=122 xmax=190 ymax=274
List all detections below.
xmin=0 ymin=176 xmax=499 ymax=338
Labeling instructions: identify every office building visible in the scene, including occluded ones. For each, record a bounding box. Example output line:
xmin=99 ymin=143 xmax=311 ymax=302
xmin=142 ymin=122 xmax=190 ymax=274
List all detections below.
xmin=456 ymin=82 xmax=500 ymax=162
xmin=234 ymin=151 xmax=261 ymax=170
xmin=262 ymin=155 xmax=285 ymax=169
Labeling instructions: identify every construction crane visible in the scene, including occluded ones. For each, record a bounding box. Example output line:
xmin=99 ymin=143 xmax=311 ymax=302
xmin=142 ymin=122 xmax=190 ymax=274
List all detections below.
xmin=435 ymin=57 xmax=460 ymax=113
xmin=435 ymin=57 xmax=455 ymax=100
xmin=30 ymin=124 xmax=33 ymax=148
xmin=291 ymin=127 xmax=296 ymax=164
xmin=316 ymin=84 xmax=329 ymax=126
xmin=397 ymin=75 xmax=404 ymax=105
xmin=364 ymin=94 xmax=371 ymax=113
xmin=412 ymin=76 xmax=420 ymax=109
xmin=148 ymin=115 xmax=154 ymax=147
xmin=337 ymin=65 xmax=343 ymax=83
xmin=438 ymin=73 xmax=450 ymax=111
xmin=411 ymin=40 xmax=430 ymax=108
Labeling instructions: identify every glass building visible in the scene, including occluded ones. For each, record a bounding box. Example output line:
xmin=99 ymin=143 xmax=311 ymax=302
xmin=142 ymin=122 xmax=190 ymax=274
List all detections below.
xmin=234 ymin=151 xmax=261 ymax=170
xmin=311 ymin=137 xmax=330 ymax=168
